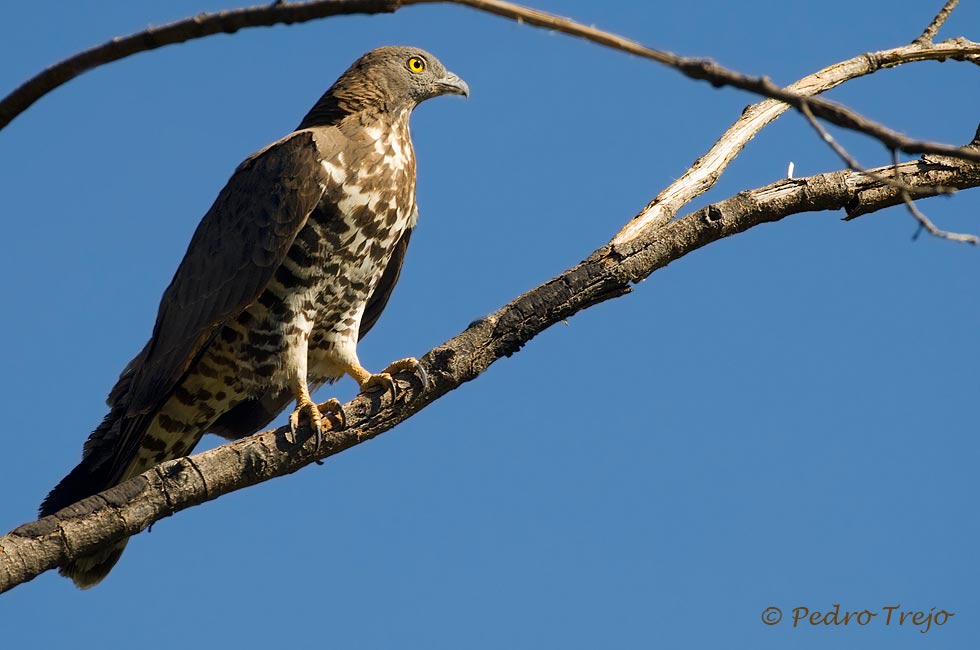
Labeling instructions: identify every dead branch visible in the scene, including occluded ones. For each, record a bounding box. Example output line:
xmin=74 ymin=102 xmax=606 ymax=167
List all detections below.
xmin=613 ymin=37 xmax=975 ymax=243
xmin=2 ymin=0 xmax=980 ymax=164
xmin=797 ymin=102 xmax=977 ymax=243
xmin=916 ymin=0 xmax=960 ymax=44
xmin=892 ymin=150 xmax=979 ymax=244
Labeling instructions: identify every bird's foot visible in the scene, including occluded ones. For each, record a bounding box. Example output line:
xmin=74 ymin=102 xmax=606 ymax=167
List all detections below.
xmin=288 ymin=398 xmax=323 ymax=448
xmin=383 ymin=357 xmax=428 ymax=391
xmin=360 ymin=372 xmax=396 ymax=397
xmin=359 ymin=357 xmax=428 ymax=399
xmin=316 ymin=397 xmax=347 ymax=434
xmin=288 ymin=397 xmax=346 ymax=451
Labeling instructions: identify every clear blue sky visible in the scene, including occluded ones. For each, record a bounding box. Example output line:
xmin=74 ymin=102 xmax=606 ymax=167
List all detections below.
xmin=1 ymin=1 xmax=978 ymax=647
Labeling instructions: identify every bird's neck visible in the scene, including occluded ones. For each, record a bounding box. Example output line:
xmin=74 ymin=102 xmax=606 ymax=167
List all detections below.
xmin=344 ymin=105 xmax=412 ymax=138
xmin=297 ymin=82 xmax=413 ymax=130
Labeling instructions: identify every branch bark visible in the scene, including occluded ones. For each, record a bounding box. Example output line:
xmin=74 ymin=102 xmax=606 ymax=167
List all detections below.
xmin=2 ymin=152 xmax=977 ymax=594
xmin=2 ymin=0 xmax=980 ymax=164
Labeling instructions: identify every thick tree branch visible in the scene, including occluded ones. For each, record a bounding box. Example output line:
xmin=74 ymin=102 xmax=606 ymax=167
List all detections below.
xmin=2 ymin=0 xmax=980 ymax=165
xmin=2 ymin=152 xmax=977 ymax=594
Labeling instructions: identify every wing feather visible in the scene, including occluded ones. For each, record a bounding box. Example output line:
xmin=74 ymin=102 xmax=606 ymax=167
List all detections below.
xmin=98 ymin=129 xmax=344 ymax=483
xmin=126 ymin=130 xmax=333 ymax=413
xmin=359 ymin=227 xmax=412 ymax=340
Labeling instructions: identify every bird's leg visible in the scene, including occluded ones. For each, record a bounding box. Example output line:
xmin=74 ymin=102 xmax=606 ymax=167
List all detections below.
xmin=345 ymin=358 xmax=428 ymax=399
xmin=285 ymin=331 xmax=345 ymax=451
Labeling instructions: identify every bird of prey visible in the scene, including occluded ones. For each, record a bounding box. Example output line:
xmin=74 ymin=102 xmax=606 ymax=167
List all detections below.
xmin=40 ymin=46 xmax=468 ymax=588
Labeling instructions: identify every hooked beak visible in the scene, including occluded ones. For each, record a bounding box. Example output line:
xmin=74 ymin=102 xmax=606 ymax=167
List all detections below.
xmin=436 ymin=71 xmax=470 ymax=98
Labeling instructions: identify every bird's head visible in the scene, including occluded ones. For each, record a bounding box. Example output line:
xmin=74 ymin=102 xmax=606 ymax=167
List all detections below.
xmin=299 ymin=46 xmax=468 ymax=128
xmin=353 ymin=46 xmax=469 ymax=104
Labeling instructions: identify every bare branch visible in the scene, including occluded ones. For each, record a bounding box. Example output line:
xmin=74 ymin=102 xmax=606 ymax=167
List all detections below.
xmin=798 ymin=103 xmax=976 ymax=243
xmin=2 ymin=151 xmax=978 ymax=594
xmin=889 ymin=150 xmax=978 ymax=244
xmin=915 ymin=0 xmax=960 ymax=44
xmin=801 ymin=102 xmax=875 ymax=173
xmin=614 ymin=38 xmax=973 ymax=243
xmin=904 ymin=192 xmax=977 ymax=244
xmin=2 ymin=0 xmax=980 ymax=166
xmin=449 ymin=0 xmax=980 ymax=162
xmin=800 ymin=102 xmax=954 ymax=197
xmin=0 ymin=0 xmax=402 ymax=130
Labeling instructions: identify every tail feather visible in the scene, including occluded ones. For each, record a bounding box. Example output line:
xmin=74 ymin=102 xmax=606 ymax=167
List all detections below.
xmin=59 ymin=541 xmax=130 ymax=589
xmin=41 ymin=363 xmax=141 ymax=588
xmin=40 ymin=433 xmax=117 ymax=518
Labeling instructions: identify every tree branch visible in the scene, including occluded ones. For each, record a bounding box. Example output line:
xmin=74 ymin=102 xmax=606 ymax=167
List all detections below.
xmin=797 ymin=102 xmax=978 ymax=243
xmin=613 ymin=37 xmax=975 ymax=243
xmin=0 ymin=0 xmax=401 ymax=130
xmin=2 ymin=0 xmax=980 ymax=165
xmin=915 ymin=0 xmax=959 ymax=44
xmin=2 ymin=151 xmax=977 ymax=594
xmin=446 ymin=0 xmax=980 ymax=164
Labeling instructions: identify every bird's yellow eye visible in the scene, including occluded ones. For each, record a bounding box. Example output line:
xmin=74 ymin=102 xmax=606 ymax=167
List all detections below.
xmin=407 ymin=57 xmax=426 ymax=74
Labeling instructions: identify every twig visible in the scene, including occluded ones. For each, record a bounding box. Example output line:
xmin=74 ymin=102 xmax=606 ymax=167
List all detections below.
xmin=615 ymin=39 xmax=975 ymax=243
xmin=904 ymin=193 xmax=976 ymax=243
xmin=801 ymin=102 xmax=871 ymax=173
xmin=889 ymin=150 xmax=978 ymax=244
xmin=799 ymin=102 xmax=975 ymax=243
xmin=915 ymin=0 xmax=960 ymax=44
xmin=3 ymin=0 xmax=980 ymax=166
xmin=799 ymin=102 xmax=952 ymax=196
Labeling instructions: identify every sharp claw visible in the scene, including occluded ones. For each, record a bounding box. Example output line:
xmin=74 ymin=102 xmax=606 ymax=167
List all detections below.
xmin=287 ymin=410 xmax=300 ymax=444
xmin=333 ymin=404 xmax=348 ymax=429
xmin=311 ymin=419 xmax=323 ymax=453
xmin=415 ymin=363 xmax=429 ymax=390
xmin=383 ymin=374 xmax=397 ymax=398
xmin=313 ymin=398 xmax=346 ymax=452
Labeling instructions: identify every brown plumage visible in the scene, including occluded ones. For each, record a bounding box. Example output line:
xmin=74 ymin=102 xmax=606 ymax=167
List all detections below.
xmin=41 ymin=46 xmax=468 ymax=588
